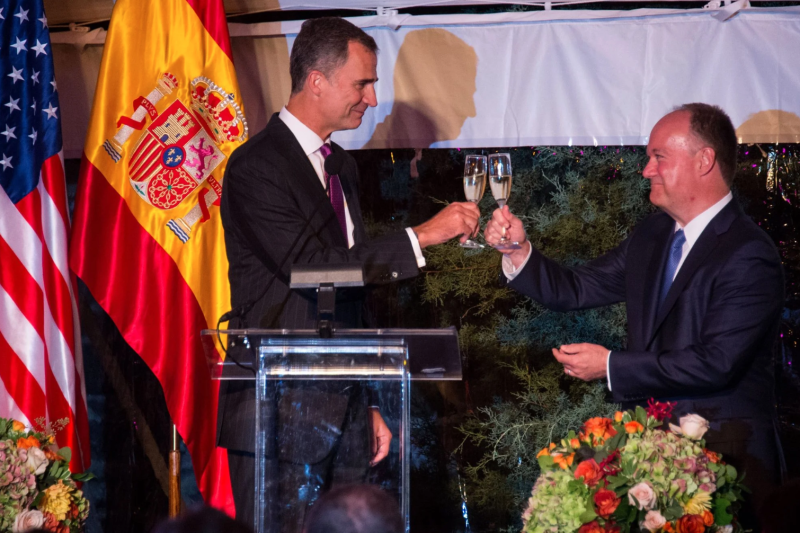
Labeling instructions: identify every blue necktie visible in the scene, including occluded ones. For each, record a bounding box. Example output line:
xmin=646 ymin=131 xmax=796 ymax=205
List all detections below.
xmin=658 ymin=229 xmax=686 ymax=307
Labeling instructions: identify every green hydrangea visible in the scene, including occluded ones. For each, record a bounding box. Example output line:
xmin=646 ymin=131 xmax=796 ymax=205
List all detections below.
xmin=522 ymin=469 xmax=588 ymax=533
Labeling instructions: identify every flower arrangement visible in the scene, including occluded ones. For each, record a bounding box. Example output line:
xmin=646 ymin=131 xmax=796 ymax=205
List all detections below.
xmin=0 ymin=418 xmax=92 ymax=533
xmin=522 ymin=401 xmax=747 ymax=533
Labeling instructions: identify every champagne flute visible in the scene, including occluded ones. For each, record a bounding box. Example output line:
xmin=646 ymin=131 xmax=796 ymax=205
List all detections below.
xmin=461 ymin=155 xmax=486 ymax=249
xmin=489 ymin=153 xmax=521 ymax=250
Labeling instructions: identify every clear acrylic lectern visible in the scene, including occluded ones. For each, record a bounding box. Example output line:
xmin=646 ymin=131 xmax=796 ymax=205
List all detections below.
xmin=203 ymin=328 xmax=461 ymax=533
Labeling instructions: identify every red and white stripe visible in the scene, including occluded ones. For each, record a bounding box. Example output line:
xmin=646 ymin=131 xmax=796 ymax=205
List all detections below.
xmin=0 ymin=153 xmax=90 ymax=472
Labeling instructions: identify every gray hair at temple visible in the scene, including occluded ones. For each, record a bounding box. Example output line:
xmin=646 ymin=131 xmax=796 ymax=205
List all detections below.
xmin=290 ymin=17 xmax=379 ymax=95
xmin=674 ymin=102 xmax=738 ymax=187
xmin=303 ymin=485 xmax=403 ymax=533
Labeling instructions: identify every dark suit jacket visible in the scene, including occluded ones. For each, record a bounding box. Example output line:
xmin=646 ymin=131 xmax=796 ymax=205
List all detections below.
xmin=509 ymin=199 xmax=784 ymax=485
xmin=217 ymin=114 xmax=420 ymax=459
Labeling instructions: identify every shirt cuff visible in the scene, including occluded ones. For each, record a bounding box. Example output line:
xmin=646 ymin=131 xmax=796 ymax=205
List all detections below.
xmin=502 ymin=241 xmax=533 ymax=280
xmin=606 ymin=350 xmax=612 ymax=391
xmin=406 ymin=227 xmax=426 ymax=268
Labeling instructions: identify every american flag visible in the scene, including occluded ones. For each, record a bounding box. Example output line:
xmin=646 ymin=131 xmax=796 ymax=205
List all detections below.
xmin=0 ymin=0 xmax=90 ymax=471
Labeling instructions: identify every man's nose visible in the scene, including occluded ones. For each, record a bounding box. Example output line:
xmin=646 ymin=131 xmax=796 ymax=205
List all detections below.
xmin=364 ymin=85 xmax=377 ymax=107
xmin=642 ymin=159 xmax=656 ymax=178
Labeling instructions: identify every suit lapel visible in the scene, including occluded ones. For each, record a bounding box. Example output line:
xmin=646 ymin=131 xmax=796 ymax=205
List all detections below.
xmin=649 ymin=200 xmax=740 ymax=342
xmin=639 ymin=216 xmax=674 ymax=347
xmin=269 ymin=115 xmax=348 ymax=247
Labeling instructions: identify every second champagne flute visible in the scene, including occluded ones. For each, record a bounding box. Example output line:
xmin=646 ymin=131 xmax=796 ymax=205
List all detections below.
xmin=489 ymin=153 xmax=521 ymax=250
xmin=461 ymin=154 xmax=486 ymax=249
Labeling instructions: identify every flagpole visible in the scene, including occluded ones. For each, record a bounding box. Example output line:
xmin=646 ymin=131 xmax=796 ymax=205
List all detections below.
xmin=169 ymin=424 xmax=181 ymax=517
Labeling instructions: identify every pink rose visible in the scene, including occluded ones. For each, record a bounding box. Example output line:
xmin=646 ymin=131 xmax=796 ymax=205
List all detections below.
xmin=669 ymin=414 xmax=710 ymax=440
xmin=24 ymin=447 xmax=48 ymax=476
xmin=13 ymin=509 xmax=44 ymax=532
xmin=640 ymin=510 xmax=666 ymax=532
xmin=628 ymin=482 xmax=657 ymax=510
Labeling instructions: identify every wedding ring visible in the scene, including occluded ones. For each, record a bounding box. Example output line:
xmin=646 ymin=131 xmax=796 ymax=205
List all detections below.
xmin=566 ymin=369 xmax=571 ymax=376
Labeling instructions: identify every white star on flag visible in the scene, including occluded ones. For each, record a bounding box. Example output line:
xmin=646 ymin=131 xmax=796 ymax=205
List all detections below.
xmin=29 ymin=129 xmax=37 ymax=144
xmin=5 ymin=97 xmax=20 ymax=114
xmin=10 ymin=37 xmax=27 ymax=55
xmin=43 ymin=102 xmax=58 ymax=119
xmin=8 ymin=67 xmax=24 ymax=84
xmin=0 ymin=8 xmax=4 ymax=21
xmin=50 ymin=79 xmax=57 ymax=91
xmin=31 ymin=70 xmax=39 ymax=85
xmin=30 ymin=99 xmax=36 ymax=113
xmin=14 ymin=7 xmax=28 ymax=23
xmin=38 ymin=14 xmax=47 ymax=28
xmin=0 ymin=154 xmax=12 ymax=171
xmin=31 ymin=40 xmax=47 ymax=57
xmin=1 ymin=125 xmax=17 ymax=141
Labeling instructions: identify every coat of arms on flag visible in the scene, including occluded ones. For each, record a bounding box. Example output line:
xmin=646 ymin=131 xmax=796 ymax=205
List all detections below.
xmin=102 ymin=74 xmax=247 ymax=243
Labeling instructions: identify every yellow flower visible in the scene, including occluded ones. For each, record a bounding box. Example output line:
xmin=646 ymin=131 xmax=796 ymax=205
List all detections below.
xmin=683 ymin=491 xmax=712 ymax=515
xmin=40 ymin=480 xmax=73 ymax=521
xmin=11 ymin=420 xmax=26 ymax=432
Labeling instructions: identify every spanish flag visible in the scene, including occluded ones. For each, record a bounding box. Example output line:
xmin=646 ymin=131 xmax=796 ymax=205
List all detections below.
xmin=69 ymin=0 xmax=245 ymax=512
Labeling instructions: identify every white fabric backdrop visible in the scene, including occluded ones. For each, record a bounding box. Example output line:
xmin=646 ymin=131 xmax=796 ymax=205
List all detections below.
xmin=52 ymin=6 xmax=800 ymax=157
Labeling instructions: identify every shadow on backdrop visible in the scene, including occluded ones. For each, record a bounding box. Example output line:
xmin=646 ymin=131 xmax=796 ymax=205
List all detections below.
xmin=364 ymin=29 xmax=478 ymax=149
xmin=737 ymin=110 xmax=800 ymax=144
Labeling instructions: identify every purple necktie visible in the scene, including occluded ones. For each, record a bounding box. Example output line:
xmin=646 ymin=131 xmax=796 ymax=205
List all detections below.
xmin=318 ymin=143 xmax=348 ymax=240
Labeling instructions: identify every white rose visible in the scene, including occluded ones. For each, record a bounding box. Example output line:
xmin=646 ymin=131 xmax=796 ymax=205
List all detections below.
xmin=669 ymin=414 xmax=710 ymax=440
xmin=641 ymin=510 xmax=667 ymax=532
xmin=13 ymin=509 xmax=44 ymax=532
xmin=716 ymin=526 xmax=733 ymax=533
xmin=628 ymin=482 xmax=657 ymax=510
xmin=24 ymin=446 xmax=48 ymax=476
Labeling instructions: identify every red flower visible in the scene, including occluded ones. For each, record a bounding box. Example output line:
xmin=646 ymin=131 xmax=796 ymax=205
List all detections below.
xmin=676 ymin=514 xmax=705 ymax=533
xmin=574 ymin=459 xmax=603 ymax=486
xmin=578 ymin=521 xmax=605 ymax=533
xmin=594 ymin=488 xmax=621 ymax=518
xmin=646 ymin=398 xmax=677 ymax=422
xmin=598 ymin=450 xmax=621 ymax=476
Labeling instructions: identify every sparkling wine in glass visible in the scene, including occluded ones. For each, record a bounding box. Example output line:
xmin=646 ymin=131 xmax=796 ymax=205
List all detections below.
xmin=489 ymin=153 xmax=521 ymax=249
xmin=461 ymin=155 xmax=486 ymax=249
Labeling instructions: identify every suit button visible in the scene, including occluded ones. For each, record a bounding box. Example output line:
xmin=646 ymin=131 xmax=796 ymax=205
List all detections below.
xmin=391 ymin=272 xmax=398 ymax=279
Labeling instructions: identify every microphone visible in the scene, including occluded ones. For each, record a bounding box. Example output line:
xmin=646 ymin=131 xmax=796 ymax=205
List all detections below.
xmin=217 ymin=144 xmax=345 ymax=327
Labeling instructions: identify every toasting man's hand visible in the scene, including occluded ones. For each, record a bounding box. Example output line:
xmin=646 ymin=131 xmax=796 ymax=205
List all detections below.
xmin=412 ymin=202 xmax=480 ymax=248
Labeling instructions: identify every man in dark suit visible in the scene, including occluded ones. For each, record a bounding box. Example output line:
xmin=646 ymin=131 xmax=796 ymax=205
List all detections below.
xmin=485 ymin=104 xmax=785 ymax=524
xmin=218 ymin=17 xmax=479 ymax=532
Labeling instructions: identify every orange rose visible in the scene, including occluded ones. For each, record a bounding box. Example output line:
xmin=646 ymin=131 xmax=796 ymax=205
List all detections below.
xmin=552 ymin=452 xmax=575 ymax=470
xmin=570 ymin=438 xmax=581 ymax=448
xmin=594 ymin=488 xmax=621 ymax=518
xmin=16 ymin=436 xmax=41 ymax=449
xmin=677 ymin=514 xmax=705 ymax=533
xmin=537 ymin=442 xmax=557 ymax=458
xmin=663 ymin=523 xmax=675 ymax=533
xmin=701 ymin=510 xmax=714 ymax=526
xmin=574 ymin=459 xmax=603 ymax=486
xmin=614 ymin=411 xmax=624 ymax=423
xmin=578 ymin=521 xmax=605 ymax=533
xmin=11 ymin=420 xmax=26 ymax=432
xmin=625 ymin=421 xmax=644 ymax=434
xmin=42 ymin=512 xmax=58 ymax=530
xmin=703 ymin=449 xmax=720 ymax=464
xmin=44 ymin=449 xmax=62 ymax=462
xmin=583 ymin=417 xmax=617 ymax=444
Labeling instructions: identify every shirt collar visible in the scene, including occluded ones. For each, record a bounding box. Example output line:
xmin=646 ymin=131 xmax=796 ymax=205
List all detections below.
xmin=675 ymin=191 xmax=733 ymax=246
xmin=278 ymin=106 xmax=330 ymax=156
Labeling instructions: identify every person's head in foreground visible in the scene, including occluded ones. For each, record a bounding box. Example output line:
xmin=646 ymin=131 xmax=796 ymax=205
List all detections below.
xmin=303 ymin=484 xmax=403 ymax=533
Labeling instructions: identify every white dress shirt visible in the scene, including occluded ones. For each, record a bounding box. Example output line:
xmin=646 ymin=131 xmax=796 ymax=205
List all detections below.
xmin=278 ymin=107 xmax=425 ymax=267
xmin=501 ymin=191 xmax=734 ymax=391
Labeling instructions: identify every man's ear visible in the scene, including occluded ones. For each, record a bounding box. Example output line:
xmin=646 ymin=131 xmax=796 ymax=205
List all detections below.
xmin=697 ymin=146 xmax=716 ymax=177
xmin=306 ymin=70 xmax=326 ymax=97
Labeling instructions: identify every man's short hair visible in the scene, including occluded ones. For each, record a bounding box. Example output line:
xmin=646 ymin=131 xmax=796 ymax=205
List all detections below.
xmin=675 ymin=103 xmax=738 ymax=186
xmin=303 ymin=485 xmax=403 ymax=533
xmin=290 ymin=17 xmax=378 ymax=95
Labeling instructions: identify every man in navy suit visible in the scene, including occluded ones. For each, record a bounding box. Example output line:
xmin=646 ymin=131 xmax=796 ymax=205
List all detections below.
xmin=485 ymin=104 xmax=785 ymax=524
xmin=219 ymin=17 xmax=479 ymax=532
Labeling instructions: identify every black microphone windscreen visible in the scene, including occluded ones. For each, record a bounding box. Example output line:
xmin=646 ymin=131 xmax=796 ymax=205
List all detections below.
xmin=324 ymin=149 xmax=345 ymax=176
